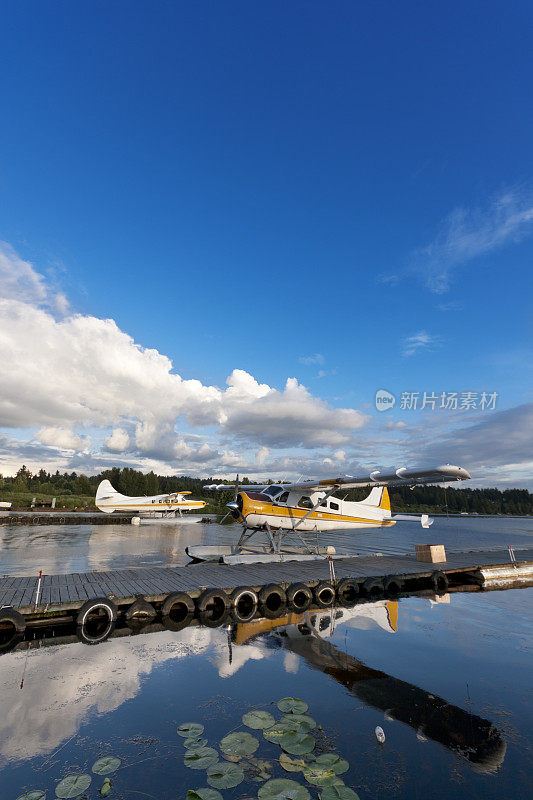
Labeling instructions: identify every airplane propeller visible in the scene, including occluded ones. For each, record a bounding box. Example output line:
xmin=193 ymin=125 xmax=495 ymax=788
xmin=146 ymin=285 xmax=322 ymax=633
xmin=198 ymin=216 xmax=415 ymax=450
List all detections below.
xmin=219 ymin=474 xmax=240 ymax=524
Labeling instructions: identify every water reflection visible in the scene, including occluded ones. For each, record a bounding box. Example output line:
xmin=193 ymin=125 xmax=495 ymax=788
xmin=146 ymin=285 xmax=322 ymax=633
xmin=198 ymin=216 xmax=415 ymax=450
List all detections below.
xmin=0 ymin=597 xmax=505 ymax=773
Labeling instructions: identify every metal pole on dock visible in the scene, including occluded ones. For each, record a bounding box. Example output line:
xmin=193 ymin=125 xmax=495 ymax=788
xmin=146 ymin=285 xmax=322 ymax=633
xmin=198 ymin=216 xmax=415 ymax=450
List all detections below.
xmin=34 ymin=570 xmax=43 ymax=610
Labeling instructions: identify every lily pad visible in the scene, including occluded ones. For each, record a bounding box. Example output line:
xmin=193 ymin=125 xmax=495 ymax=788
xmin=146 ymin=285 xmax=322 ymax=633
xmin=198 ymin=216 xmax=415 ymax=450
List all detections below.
xmin=185 ymin=738 xmax=209 ymax=751
xmin=187 ymin=789 xmax=223 ymax=800
xmin=320 ymin=787 xmax=360 ymax=800
xmin=100 ymin=778 xmax=112 ymax=798
xmin=55 ymin=774 xmax=92 ymax=799
xmin=244 ymin=758 xmax=272 ymax=782
xmin=178 ymin=723 xmax=205 ymax=738
xmin=263 ymin=720 xmax=300 ymax=743
xmin=220 ymin=731 xmax=259 ymax=757
xmin=315 ymin=754 xmax=349 ymax=775
xmin=92 ymin=757 xmax=121 ymax=775
xmin=184 ymin=747 xmax=219 ymax=770
xmin=243 ymin=710 xmax=276 ymax=729
xmin=279 ymin=754 xmax=306 ymax=772
xmin=278 ymin=697 xmax=308 ymax=714
xmin=279 ymin=731 xmax=315 ymax=755
xmin=303 ymin=766 xmax=341 ymax=786
xmin=259 ymin=778 xmax=311 ymax=800
xmin=281 ymin=714 xmax=316 ymax=732
xmin=206 ymin=762 xmax=245 ymax=789
xmin=16 ymin=793 xmax=46 ymax=800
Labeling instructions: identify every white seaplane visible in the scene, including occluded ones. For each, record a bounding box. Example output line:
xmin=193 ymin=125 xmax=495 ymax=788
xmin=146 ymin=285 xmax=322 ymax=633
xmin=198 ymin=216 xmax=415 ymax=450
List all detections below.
xmin=95 ymin=480 xmax=206 ymax=525
xmin=187 ymin=463 xmax=471 ymax=563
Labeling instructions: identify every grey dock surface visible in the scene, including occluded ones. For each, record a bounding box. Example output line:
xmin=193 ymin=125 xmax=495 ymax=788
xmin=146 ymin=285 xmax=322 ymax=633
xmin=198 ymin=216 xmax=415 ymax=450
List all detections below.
xmin=1 ymin=548 xmax=532 ymax=615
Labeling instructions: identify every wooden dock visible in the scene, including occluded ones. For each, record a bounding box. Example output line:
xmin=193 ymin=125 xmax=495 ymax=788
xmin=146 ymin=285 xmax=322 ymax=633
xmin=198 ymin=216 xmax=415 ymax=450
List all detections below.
xmin=0 ymin=511 xmax=133 ymax=525
xmin=1 ymin=547 xmax=532 ymax=616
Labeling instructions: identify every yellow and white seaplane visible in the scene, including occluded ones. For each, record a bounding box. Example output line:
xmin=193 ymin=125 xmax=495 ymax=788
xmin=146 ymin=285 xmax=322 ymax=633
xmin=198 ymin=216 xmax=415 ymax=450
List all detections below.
xmin=95 ymin=480 xmax=206 ymax=525
xmin=188 ymin=464 xmax=470 ymax=563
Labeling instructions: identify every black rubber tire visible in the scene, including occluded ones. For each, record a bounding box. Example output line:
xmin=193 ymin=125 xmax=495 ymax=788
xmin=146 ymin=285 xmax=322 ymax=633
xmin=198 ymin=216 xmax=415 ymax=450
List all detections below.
xmin=363 ymin=577 xmax=385 ymax=599
xmin=76 ymin=597 xmax=117 ymax=645
xmin=286 ymin=583 xmax=312 ymax=612
xmin=196 ymin=588 xmax=231 ymax=627
xmin=0 ymin=607 xmax=26 ymax=652
xmin=313 ymin=581 xmax=336 ymax=608
xmin=125 ymin=598 xmax=157 ymax=623
xmin=230 ymin=586 xmax=258 ymax=623
xmin=431 ymin=570 xmax=449 ymax=593
xmin=336 ymin=578 xmax=359 ymax=607
xmin=383 ymin=575 xmax=404 ymax=597
xmin=258 ymin=583 xmax=287 ymax=619
xmin=161 ymin=591 xmax=195 ymax=631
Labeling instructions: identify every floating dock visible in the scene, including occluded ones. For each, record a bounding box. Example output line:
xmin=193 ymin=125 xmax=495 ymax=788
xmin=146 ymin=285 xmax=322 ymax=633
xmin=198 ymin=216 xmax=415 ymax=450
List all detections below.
xmin=0 ymin=511 xmax=133 ymax=525
xmin=1 ymin=548 xmax=531 ymax=617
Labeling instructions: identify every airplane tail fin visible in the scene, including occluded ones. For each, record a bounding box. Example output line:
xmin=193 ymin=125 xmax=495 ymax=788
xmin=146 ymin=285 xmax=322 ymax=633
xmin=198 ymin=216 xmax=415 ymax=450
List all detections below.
xmin=95 ymin=479 xmax=124 ymax=513
xmin=360 ymin=486 xmax=391 ymax=513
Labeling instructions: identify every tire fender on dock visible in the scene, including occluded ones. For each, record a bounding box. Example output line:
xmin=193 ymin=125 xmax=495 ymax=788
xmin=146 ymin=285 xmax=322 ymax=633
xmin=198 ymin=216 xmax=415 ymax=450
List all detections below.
xmin=76 ymin=597 xmax=117 ymax=645
xmin=313 ymin=581 xmax=336 ymax=608
xmin=196 ymin=588 xmax=231 ymax=627
xmin=363 ymin=577 xmax=385 ymax=599
xmin=431 ymin=570 xmax=449 ymax=593
xmin=336 ymin=578 xmax=359 ymax=606
xmin=161 ymin=592 xmax=195 ymax=631
xmin=286 ymin=583 xmax=312 ymax=612
xmin=0 ymin=607 xmax=26 ymax=652
xmin=230 ymin=586 xmax=258 ymax=623
xmin=258 ymin=583 xmax=287 ymax=619
xmin=125 ymin=597 xmax=157 ymax=623
xmin=383 ymin=575 xmax=404 ymax=597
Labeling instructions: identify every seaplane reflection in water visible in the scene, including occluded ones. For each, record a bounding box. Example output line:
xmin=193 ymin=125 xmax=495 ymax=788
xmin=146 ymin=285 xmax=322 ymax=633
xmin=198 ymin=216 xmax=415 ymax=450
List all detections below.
xmin=232 ymin=601 xmax=506 ymax=774
xmin=194 ymin=464 xmax=471 ymax=563
xmin=95 ymin=480 xmax=206 ymax=524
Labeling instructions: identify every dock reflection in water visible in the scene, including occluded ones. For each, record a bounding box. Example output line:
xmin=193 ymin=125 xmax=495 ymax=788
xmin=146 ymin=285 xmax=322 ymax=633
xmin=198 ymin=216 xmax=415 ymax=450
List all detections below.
xmin=0 ymin=597 xmax=506 ymax=774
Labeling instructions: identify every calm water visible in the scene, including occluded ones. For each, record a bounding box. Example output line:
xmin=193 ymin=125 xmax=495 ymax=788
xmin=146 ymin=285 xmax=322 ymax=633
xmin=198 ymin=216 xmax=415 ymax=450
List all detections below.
xmin=0 ymin=587 xmax=531 ymax=800
xmin=0 ymin=517 xmax=532 ymax=799
xmin=1 ymin=515 xmax=532 ymax=576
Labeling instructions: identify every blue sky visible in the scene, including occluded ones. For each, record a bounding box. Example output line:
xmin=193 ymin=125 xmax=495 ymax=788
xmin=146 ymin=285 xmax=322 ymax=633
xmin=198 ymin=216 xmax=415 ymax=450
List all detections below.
xmin=0 ymin=1 xmax=532 ymax=486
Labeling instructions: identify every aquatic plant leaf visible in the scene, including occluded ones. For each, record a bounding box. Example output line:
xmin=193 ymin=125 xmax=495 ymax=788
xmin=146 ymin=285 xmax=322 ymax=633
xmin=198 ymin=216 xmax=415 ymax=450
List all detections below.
xmin=220 ymin=731 xmax=259 ymax=757
xmin=186 ymin=788 xmax=223 ymax=800
xmin=244 ymin=758 xmax=272 ymax=782
xmin=16 ymin=793 xmax=46 ymax=800
xmin=277 ymin=698 xmax=308 ymax=714
xmin=263 ymin=720 xmax=300 ymax=743
xmin=320 ymin=786 xmax=360 ymax=800
xmin=315 ymin=754 xmax=349 ymax=775
xmin=279 ymin=731 xmax=315 ymax=755
xmin=206 ymin=762 xmax=245 ymax=789
xmin=258 ymin=778 xmax=311 ymax=800
xmin=242 ymin=710 xmax=276 ymax=730
xmin=303 ymin=766 xmax=340 ymax=786
xmin=184 ymin=747 xmax=219 ymax=770
xmin=92 ymin=757 xmax=121 ymax=775
xmin=178 ymin=723 xmax=205 ymax=738
xmin=221 ymin=753 xmax=242 ymax=763
xmin=55 ymin=774 xmax=92 ymax=798
xmin=281 ymin=714 xmax=316 ymax=732
xmin=100 ymin=778 xmax=112 ymax=797
xmin=279 ymin=754 xmax=306 ymax=772
xmin=185 ymin=738 xmax=209 ymax=751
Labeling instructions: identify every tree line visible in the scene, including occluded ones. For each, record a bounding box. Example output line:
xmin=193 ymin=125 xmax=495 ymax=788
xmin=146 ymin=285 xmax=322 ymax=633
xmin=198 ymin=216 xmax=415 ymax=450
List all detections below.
xmin=0 ymin=465 xmax=531 ymax=515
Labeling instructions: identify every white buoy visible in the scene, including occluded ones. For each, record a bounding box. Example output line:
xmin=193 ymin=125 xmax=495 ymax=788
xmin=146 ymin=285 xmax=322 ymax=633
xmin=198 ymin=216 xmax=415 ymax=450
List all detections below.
xmin=131 ymin=516 xmax=141 ymax=526
xmin=375 ymin=726 xmax=386 ymax=744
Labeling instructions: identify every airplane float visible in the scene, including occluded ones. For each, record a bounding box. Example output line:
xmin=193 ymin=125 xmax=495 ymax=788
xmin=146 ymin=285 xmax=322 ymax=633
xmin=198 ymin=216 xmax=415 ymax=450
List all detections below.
xmin=95 ymin=480 xmax=206 ymax=525
xmin=189 ymin=463 xmax=471 ymax=563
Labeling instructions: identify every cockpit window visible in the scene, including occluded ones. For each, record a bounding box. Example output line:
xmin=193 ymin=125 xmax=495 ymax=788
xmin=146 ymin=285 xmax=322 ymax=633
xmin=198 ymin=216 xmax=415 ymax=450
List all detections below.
xmin=278 ymin=492 xmax=289 ymax=503
xmin=298 ymin=496 xmax=314 ymax=509
xmin=263 ymin=485 xmax=283 ymax=498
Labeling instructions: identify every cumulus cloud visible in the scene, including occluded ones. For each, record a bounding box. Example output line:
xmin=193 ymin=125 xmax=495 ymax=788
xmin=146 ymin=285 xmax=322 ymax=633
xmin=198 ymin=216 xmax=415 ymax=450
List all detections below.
xmin=0 ymin=243 xmax=369 ymax=471
xmin=401 ymin=330 xmax=441 ymax=357
xmin=104 ymin=428 xmax=130 ymax=453
xmin=410 ymin=188 xmax=533 ymax=293
xmin=37 ymin=426 xmax=90 ymax=451
xmin=299 ymin=353 xmax=324 ymax=366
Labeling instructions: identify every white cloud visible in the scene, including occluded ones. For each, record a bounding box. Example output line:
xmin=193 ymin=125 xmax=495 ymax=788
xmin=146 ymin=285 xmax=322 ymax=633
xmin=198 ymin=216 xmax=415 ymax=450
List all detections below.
xmin=37 ymin=426 xmax=90 ymax=451
xmin=401 ymin=330 xmax=441 ymax=357
xmin=299 ymin=353 xmax=324 ymax=366
xmin=410 ymin=188 xmax=533 ymax=293
xmin=104 ymin=428 xmax=130 ymax=453
xmin=0 ymin=244 xmax=369 ymax=469
xmin=256 ymin=446 xmax=269 ymax=467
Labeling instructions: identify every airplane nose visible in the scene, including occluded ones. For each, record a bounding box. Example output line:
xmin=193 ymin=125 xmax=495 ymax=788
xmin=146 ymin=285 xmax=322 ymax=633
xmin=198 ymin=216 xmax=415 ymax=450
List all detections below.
xmin=226 ymin=500 xmax=241 ymax=520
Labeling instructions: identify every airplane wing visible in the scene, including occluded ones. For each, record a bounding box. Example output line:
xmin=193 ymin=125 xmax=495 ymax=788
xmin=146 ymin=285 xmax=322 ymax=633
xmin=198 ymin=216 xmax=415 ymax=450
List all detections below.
xmin=203 ymin=483 xmax=270 ymax=492
xmin=285 ymin=464 xmax=470 ymax=492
